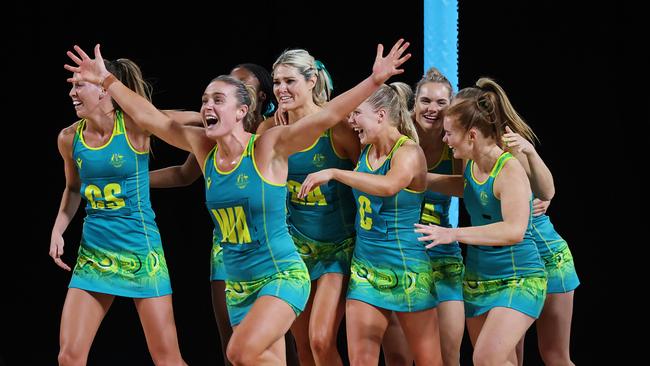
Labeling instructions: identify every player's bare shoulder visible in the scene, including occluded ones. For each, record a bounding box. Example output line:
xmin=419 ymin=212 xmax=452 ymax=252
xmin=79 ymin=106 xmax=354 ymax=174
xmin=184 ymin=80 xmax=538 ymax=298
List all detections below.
xmin=256 ymin=116 xmax=278 ymax=134
xmin=57 ymin=120 xmax=81 ymax=153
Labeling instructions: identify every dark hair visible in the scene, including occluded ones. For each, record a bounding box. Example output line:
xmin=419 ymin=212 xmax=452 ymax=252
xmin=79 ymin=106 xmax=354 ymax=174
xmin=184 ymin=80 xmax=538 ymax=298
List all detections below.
xmin=234 ymin=63 xmax=276 ymax=118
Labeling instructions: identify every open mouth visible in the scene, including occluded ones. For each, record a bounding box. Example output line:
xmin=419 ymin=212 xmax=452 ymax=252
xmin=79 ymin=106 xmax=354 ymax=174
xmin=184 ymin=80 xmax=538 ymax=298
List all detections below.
xmin=422 ymin=114 xmax=437 ymax=122
xmin=205 ymin=115 xmax=218 ymax=127
xmin=279 ymin=95 xmax=293 ymax=104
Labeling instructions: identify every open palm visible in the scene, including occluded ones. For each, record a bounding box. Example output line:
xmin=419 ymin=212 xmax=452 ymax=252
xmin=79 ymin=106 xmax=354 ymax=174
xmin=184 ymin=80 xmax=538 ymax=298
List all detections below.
xmin=371 ymin=39 xmax=411 ymax=84
xmin=64 ymin=44 xmax=110 ymax=85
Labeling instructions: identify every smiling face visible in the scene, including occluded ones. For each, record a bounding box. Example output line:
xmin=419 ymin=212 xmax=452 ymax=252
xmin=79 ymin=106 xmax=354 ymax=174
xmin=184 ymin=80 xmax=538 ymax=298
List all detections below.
xmin=200 ymin=80 xmax=247 ymax=140
xmin=442 ymin=114 xmax=470 ymax=159
xmin=69 ymin=73 xmax=107 ymax=118
xmin=272 ymin=64 xmax=315 ymax=111
xmin=348 ymin=101 xmax=384 ymax=145
xmin=414 ymin=82 xmax=451 ymax=132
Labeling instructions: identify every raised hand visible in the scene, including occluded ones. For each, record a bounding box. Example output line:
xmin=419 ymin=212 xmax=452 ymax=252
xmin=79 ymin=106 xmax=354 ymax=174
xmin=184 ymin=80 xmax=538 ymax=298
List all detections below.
xmin=503 ymin=126 xmax=535 ymax=155
xmin=414 ymin=223 xmax=454 ymax=248
xmin=298 ymin=169 xmax=335 ymax=199
xmin=64 ymin=44 xmax=111 ymax=86
xmin=371 ymin=39 xmax=411 ymax=85
xmin=49 ymin=233 xmax=71 ymax=271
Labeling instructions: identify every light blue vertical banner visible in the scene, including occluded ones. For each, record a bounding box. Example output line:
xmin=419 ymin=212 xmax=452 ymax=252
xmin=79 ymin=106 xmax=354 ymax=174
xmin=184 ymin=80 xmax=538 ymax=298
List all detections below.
xmin=424 ymin=0 xmax=460 ymax=227
xmin=423 ymin=0 xmax=458 ymax=92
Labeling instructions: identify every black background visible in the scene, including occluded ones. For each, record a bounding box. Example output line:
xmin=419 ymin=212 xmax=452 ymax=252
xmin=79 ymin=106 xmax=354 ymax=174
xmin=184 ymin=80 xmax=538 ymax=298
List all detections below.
xmin=6 ymin=1 xmax=616 ymax=365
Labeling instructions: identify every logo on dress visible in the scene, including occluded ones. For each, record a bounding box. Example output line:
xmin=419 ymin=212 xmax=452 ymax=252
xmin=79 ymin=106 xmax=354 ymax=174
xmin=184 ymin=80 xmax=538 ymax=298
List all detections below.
xmin=479 ymin=191 xmax=489 ymax=206
xmin=109 ymin=153 xmax=125 ymax=168
xmin=312 ymin=153 xmax=326 ymax=168
xmin=206 ymin=177 xmax=212 ymax=189
xmin=236 ymin=173 xmax=249 ymax=189
xmin=76 ymin=158 xmax=83 ymax=169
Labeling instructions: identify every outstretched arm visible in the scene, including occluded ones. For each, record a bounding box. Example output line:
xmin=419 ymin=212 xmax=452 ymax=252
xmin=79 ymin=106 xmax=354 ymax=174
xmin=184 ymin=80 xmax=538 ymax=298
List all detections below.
xmin=150 ymin=153 xmax=202 ymax=188
xmin=503 ymin=126 xmax=554 ymax=200
xmin=416 ymin=159 xmax=531 ymax=247
xmin=268 ymin=39 xmax=412 ymax=157
xmin=64 ymin=44 xmax=203 ymax=153
xmin=49 ymin=127 xmax=82 ymax=271
xmin=162 ymin=110 xmax=202 ymax=127
xmin=426 ymin=173 xmax=464 ymax=197
xmin=299 ymin=143 xmax=423 ymax=197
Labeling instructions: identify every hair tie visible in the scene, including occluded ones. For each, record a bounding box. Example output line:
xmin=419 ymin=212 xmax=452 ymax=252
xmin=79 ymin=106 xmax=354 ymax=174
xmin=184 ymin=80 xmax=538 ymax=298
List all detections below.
xmin=314 ymin=60 xmax=334 ymax=91
xmin=263 ymin=101 xmax=276 ymax=118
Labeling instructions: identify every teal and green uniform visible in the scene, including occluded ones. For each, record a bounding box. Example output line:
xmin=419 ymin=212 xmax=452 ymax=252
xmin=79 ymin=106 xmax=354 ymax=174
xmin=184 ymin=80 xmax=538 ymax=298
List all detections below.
xmin=348 ymin=136 xmax=436 ymax=312
xmin=210 ymin=228 xmax=226 ymax=281
xmin=421 ymin=145 xmax=464 ymax=303
xmin=462 ymin=152 xmax=547 ymax=318
xmin=287 ymin=129 xmax=356 ymax=279
xmin=204 ymin=135 xmax=310 ymax=325
xmin=70 ymin=111 xmax=171 ymax=298
xmin=531 ymin=213 xmax=579 ymax=293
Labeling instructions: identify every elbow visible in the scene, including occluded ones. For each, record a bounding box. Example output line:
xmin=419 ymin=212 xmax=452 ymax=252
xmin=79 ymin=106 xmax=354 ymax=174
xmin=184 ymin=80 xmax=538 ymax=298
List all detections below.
xmin=66 ymin=184 xmax=81 ymax=194
xmin=506 ymin=228 xmax=526 ymax=245
xmin=536 ymin=187 xmax=555 ymax=201
xmin=533 ymin=179 xmax=555 ymax=201
xmin=501 ymin=221 xmax=527 ymax=245
xmin=179 ymin=178 xmax=195 ymax=187
xmin=545 ymin=187 xmax=555 ymax=200
xmin=378 ymin=185 xmax=401 ymax=197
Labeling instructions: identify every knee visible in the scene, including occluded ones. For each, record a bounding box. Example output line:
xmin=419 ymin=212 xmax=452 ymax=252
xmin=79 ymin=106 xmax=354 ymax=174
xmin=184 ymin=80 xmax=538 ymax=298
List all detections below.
xmin=309 ymin=329 xmax=336 ymax=356
xmin=226 ymin=339 xmax=244 ymax=365
xmin=226 ymin=337 xmax=256 ymax=366
xmin=539 ymin=347 xmax=574 ymax=366
xmin=58 ymin=347 xmax=86 ymax=366
xmin=148 ymin=340 xmax=184 ymax=366
xmin=472 ymin=345 xmax=503 ymax=366
xmin=440 ymin=340 xmax=461 ymax=363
